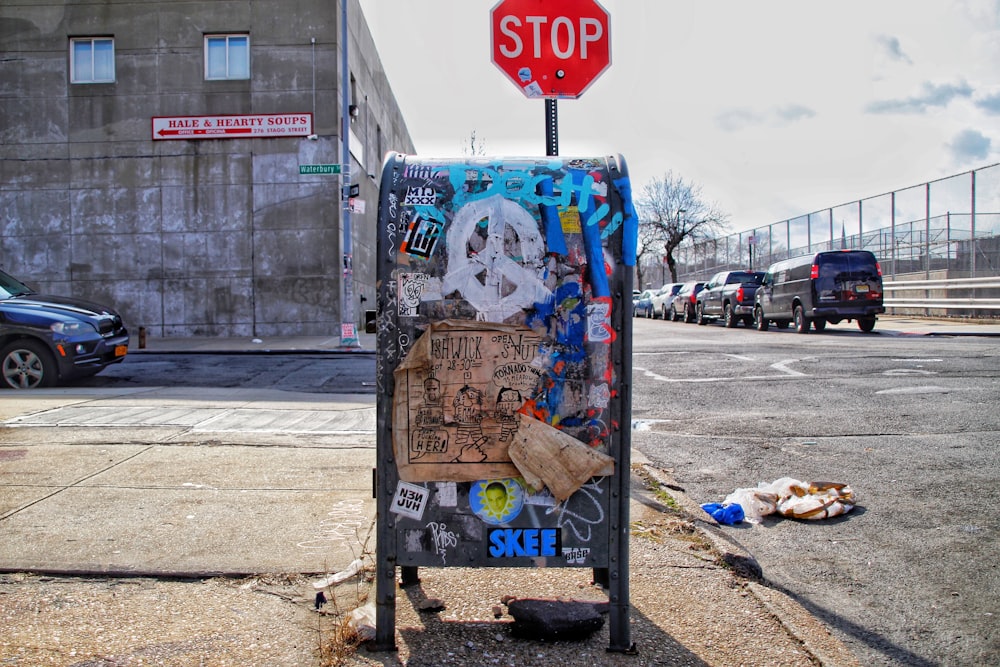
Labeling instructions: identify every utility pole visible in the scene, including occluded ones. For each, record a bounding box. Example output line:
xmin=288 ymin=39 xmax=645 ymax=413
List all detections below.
xmin=338 ymin=0 xmax=359 ymax=348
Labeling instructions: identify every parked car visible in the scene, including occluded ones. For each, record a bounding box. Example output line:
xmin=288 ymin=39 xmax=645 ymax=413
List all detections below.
xmin=669 ymin=281 xmax=706 ymax=323
xmin=696 ymin=270 xmax=765 ymax=327
xmin=753 ymin=250 xmax=885 ymax=333
xmin=650 ymin=283 xmax=683 ymax=319
xmin=0 ymin=269 xmax=129 ymax=388
xmin=634 ymin=289 xmax=657 ymax=318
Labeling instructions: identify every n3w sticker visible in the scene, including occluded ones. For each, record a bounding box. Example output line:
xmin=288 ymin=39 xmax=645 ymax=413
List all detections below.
xmin=403 ymin=186 xmax=436 ymax=207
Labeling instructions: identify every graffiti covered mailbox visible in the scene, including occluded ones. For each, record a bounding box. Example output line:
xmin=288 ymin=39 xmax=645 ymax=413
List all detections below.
xmin=374 ymin=153 xmax=636 ymax=651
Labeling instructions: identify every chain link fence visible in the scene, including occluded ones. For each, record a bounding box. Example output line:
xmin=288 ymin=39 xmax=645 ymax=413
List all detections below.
xmin=670 ymin=163 xmax=1000 ymax=284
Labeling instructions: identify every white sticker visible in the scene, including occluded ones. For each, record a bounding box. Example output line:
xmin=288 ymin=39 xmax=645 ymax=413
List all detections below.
xmin=403 ymin=185 xmax=436 ymax=206
xmin=436 ymin=481 xmax=458 ymax=507
xmin=391 ymin=481 xmax=429 ymax=521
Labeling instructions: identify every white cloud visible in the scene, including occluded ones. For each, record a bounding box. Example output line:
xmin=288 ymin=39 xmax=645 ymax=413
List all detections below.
xmin=866 ymin=80 xmax=975 ymax=114
xmin=974 ymin=90 xmax=1000 ymax=115
xmin=876 ymin=34 xmax=914 ymax=65
xmin=948 ymin=128 xmax=992 ymax=162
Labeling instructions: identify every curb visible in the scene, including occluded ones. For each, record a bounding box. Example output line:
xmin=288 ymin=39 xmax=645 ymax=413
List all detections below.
xmin=633 ymin=461 xmax=761 ymax=579
xmin=632 ymin=460 xmax=861 ymax=667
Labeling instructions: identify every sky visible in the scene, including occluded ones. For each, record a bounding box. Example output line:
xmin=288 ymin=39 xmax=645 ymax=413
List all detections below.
xmin=358 ymin=0 xmax=1000 ymax=233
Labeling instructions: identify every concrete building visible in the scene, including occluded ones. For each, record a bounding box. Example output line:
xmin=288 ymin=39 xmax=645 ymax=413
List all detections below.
xmin=0 ymin=0 xmax=415 ymax=339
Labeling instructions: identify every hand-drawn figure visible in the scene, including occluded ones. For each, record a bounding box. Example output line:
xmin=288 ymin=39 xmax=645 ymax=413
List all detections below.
xmin=415 ymin=376 xmax=443 ymax=428
xmin=410 ymin=375 xmax=449 ymax=460
xmin=451 ymin=385 xmax=489 ymax=462
xmin=494 ymin=387 xmax=522 ymax=441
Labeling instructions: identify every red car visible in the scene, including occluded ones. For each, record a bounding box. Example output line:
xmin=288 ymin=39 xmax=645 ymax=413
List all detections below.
xmin=669 ymin=281 xmax=706 ymax=323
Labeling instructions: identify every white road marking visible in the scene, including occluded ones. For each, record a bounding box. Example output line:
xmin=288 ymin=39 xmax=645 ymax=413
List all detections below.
xmin=633 ymin=357 xmax=810 ymax=383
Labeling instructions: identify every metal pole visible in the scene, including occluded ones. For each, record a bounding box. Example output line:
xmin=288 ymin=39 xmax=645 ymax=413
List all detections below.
xmin=545 ymin=99 xmax=558 ymax=156
xmin=891 ymin=191 xmax=897 ymax=279
xmin=971 ymin=169 xmax=977 ymax=278
xmin=339 ymin=0 xmax=359 ymax=347
xmin=925 ymin=182 xmax=931 ymax=279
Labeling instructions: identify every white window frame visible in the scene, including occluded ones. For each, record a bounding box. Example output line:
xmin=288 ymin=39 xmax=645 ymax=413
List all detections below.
xmin=205 ymin=34 xmax=250 ymax=80
xmin=70 ymin=37 xmax=115 ymax=84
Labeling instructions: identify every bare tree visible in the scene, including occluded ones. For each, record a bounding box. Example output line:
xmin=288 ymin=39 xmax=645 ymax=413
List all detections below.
xmin=634 ymin=171 xmax=729 ymax=283
xmin=634 ymin=219 xmax=665 ymax=290
xmin=461 ymin=130 xmax=487 ymax=157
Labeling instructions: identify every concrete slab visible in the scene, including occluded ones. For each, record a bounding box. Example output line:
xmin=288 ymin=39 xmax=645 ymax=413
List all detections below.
xmin=0 ymin=487 xmax=373 ymax=575
xmin=6 ymin=403 xmax=376 ymax=435
xmin=0 ymin=444 xmax=152 ymax=516
xmin=86 ymin=445 xmax=374 ymax=490
xmin=0 ymin=442 xmax=376 ymax=575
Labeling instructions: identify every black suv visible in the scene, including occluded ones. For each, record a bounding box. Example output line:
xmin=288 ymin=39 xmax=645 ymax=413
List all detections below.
xmin=1 ymin=269 xmax=129 ymax=388
xmin=753 ymin=250 xmax=885 ymax=333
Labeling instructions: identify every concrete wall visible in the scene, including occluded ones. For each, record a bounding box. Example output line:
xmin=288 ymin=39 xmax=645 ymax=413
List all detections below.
xmin=0 ymin=0 xmax=414 ymax=337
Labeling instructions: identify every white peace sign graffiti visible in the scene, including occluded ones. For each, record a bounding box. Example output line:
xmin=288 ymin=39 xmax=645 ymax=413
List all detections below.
xmin=441 ymin=194 xmax=552 ymax=322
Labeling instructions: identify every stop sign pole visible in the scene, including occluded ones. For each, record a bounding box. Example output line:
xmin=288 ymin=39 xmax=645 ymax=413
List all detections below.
xmin=490 ymin=0 xmax=611 ymax=156
xmin=545 ymin=99 xmax=558 ymax=156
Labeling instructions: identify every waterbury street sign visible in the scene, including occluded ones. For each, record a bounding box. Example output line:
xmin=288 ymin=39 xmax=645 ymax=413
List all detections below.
xmin=299 ymin=164 xmax=343 ymax=175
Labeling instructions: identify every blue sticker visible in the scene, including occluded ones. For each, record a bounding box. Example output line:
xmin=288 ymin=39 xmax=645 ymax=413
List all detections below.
xmin=470 ymin=478 xmax=525 ymax=525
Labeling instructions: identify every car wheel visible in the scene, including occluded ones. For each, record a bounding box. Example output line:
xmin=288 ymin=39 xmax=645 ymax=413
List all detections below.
xmin=858 ymin=317 xmax=877 ymax=333
xmin=696 ymin=303 xmax=709 ymax=325
xmin=813 ymin=318 xmax=827 ymax=332
xmin=723 ymin=303 xmax=737 ymax=328
xmin=684 ymin=304 xmax=696 ymax=323
xmin=1 ymin=339 xmax=57 ymax=389
xmin=794 ymin=305 xmax=810 ymax=334
xmin=669 ymin=305 xmax=679 ymax=322
xmin=754 ymin=306 xmax=769 ymax=331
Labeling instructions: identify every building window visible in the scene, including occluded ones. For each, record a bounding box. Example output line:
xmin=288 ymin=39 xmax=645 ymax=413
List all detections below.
xmin=205 ymin=34 xmax=249 ymax=80
xmin=70 ymin=37 xmax=115 ymax=83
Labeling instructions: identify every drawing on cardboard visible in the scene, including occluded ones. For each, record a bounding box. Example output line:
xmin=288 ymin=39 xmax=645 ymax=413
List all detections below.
xmin=393 ymin=319 xmax=614 ymax=498
xmin=393 ymin=320 xmax=541 ymax=482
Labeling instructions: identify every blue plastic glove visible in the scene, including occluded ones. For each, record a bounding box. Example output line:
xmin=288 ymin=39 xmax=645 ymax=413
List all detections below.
xmin=700 ymin=502 xmax=745 ymax=525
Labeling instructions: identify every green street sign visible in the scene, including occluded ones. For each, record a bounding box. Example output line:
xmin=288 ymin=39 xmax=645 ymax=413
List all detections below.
xmin=299 ymin=164 xmax=342 ymax=175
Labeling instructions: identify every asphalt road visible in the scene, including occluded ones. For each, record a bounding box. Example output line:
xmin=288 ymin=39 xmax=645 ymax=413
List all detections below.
xmin=89 ymin=350 xmax=377 ymax=394
xmin=629 ymin=316 xmax=1000 ymax=667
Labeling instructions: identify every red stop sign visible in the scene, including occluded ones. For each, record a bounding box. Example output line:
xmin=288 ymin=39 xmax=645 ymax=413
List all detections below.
xmin=490 ymin=0 xmax=611 ymax=99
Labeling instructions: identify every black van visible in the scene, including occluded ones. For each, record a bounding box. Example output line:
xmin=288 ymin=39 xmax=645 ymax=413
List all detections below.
xmin=753 ymin=250 xmax=885 ymax=333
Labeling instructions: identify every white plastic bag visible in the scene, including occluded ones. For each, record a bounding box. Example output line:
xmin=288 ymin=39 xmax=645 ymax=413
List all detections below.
xmin=756 ymin=478 xmax=855 ymax=520
xmin=723 ymin=487 xmax=778 ymax=524
xmin=348 ymin=603 xmax=377 ymax=641
xmin=313 ymin=558 xmax=365 ymax=589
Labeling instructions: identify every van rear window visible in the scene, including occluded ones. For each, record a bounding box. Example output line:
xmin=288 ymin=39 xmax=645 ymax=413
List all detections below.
xmin=815 ymin=253 xmax=880 ymax=298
